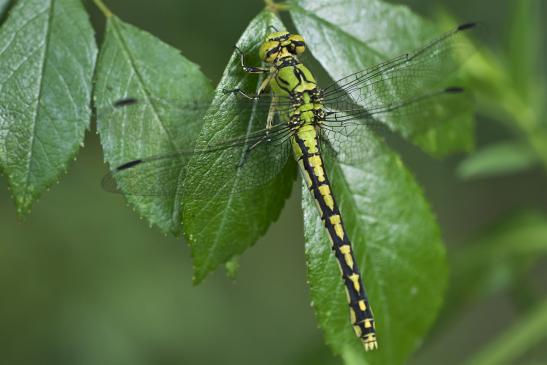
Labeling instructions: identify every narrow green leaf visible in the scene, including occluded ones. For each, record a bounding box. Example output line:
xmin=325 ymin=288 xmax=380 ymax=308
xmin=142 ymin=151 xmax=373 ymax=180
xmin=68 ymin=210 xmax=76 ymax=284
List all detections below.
xmin=507 ymin=0 xmax=541 ymax=99
xmin=454 ymin=10 xmax=547 ymax=171
xmin=303 ymin=126 xmax=446 ymax=364
xmin=182 ymin=11 xmax=296 ymax=284
xmin=0 ymin=0 xmax=96 ymax=214
xmin=465 ymin=297 xmax=547 ymax=365
xmin=289 ymin=0 xmax=475 ymax=157
xmin=444 ymin=212 xmax=547 ymax=320
xmin=95 ymin=15 xmax=214 ymax=235
xmin=457 ymin=141 xmax=539 ymax=179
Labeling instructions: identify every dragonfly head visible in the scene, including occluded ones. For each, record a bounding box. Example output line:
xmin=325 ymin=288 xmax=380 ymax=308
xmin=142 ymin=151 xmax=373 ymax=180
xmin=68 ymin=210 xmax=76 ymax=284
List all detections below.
xmin=259 ymin=31 xmax=306 ymax=64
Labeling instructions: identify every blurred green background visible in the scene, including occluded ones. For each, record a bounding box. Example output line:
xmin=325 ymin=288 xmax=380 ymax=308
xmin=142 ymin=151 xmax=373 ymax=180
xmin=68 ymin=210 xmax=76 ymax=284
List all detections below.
xmin=1 ymin=0 xmax=546 ymax=364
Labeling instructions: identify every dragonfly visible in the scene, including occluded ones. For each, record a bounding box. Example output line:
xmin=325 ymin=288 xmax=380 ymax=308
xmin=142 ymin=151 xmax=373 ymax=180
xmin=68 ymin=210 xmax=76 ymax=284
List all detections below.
xmin=101 ymin=22 xmax=476 ymax=351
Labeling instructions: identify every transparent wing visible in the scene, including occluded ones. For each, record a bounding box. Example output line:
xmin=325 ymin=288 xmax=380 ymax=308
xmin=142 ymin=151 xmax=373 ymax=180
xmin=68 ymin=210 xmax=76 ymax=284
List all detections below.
xmin=323 ymin=86 xmax=470 ymax=132
xmin=320 ymin=120 xmax=386 ymax=168
xmin=102 ymin=122 xmax=295 ymax=198
xmin=96 ymin=92 xmax=297 ymax=120
xmin=322 ymin=23 xmax=476 ymax=134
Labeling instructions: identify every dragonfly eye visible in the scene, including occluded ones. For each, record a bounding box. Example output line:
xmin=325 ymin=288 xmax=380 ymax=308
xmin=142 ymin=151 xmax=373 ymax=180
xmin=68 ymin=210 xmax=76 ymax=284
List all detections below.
xmin=288 ymin=34 xmax=306 ymax=55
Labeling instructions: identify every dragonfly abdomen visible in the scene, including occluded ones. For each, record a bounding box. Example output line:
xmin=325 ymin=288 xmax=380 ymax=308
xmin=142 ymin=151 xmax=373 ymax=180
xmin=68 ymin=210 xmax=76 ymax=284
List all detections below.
xmin=259 ymin=28 xmax=377 ymax=350
xmin=292 ymin=132 xmax=378 ymax=351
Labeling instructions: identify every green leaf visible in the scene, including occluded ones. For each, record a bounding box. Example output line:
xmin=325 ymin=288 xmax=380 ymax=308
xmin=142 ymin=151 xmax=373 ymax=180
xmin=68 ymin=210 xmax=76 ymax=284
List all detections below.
xmin=289 ymin=0 xmax=475 ymax=157
xmin=455 ymin=6 xmax=547 ymax=171
xmin=182 ymin=11 xmax=296 ymax=284
xmin=303 ymin=126 xmax=446 ymax=364
xmin=457 ymin=141 xmax=539 ymax=179
xmin=0 ymin=0 xmax=96 ymax=214
xmin=507 ymin=0 xmax=541 ymax=99
xmin=444 ymin=212 xmax=547 ymax=321
xmin=465 ymin=297 xmax=547 ymax=365
xmin=94 ymin=14 xmax=214 ymax=235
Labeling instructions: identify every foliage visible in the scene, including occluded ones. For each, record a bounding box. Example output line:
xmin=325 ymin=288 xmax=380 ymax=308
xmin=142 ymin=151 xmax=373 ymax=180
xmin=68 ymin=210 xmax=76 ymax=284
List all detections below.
xmin=182 ymin=11 xmax=296 ymax=284
xmin=0 ymin=0 xmax=96 ymax=215
xmin=455 ymin=0 xmax=547 ymax=178
xmin=0 ymin=0 xmax=545 ymax=364
xmin=94 ymin=13 xmax=214 ymax=234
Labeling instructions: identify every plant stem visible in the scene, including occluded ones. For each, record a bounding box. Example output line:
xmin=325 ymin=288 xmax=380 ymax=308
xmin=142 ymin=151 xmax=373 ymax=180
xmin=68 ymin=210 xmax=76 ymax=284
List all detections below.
xmin=264 ymin=0 xmax=291 ymax=12
xmin=93 ymin=0 xmax=112 ymax=18
xmin=465 ymin=298 xmax=547 ymax=365
xmin=502 ymin=88 xmax=547 ymax=172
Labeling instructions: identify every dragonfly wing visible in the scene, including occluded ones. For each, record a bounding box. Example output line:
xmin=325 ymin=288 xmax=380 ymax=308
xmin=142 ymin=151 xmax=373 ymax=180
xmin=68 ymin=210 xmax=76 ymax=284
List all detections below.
xmin=102 ymin=151 xmax=193 ymax=197
xmin=187 ymin=134 xmax=294 ymax=201
xmin=96 ymin=92 xmax=295 ymax=121
xmin=324 ymin=87 xmax=473 ymax=138
xmin=102 ymin=123 xmax=294 ymax=198
xmin=319 ymin=121 xmax=380 ymax=167
xmin=321 ymin=24 xmax=476 ymax=154
xmin=322 ymin=23 xmax=476 ymax=109
xmin=320 ymin=96 xmax=471 ymax=167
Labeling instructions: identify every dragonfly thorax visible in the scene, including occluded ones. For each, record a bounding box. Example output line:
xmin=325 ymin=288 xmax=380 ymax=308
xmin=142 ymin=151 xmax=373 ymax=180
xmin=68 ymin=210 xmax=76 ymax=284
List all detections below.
xmin=288 ymin=92 xmax=324 ymax=126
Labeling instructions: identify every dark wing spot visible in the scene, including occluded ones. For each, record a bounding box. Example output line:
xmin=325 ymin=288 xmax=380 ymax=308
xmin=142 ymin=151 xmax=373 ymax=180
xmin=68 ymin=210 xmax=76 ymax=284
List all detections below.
xmin=116 ymin=159 xmax=143 ymax=171
xmin=458 ymin=22 xmax=476 ymax=31
xmin=113 ymin=97 xmax=139 ymax=108
xmin=444 ymin=87 xmax=465 ymax=93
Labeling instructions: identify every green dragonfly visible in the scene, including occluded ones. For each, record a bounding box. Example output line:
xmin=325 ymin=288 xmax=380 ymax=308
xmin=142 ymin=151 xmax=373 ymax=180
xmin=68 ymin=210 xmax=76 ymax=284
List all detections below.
xmin=101 ymin=22 xmax=476 ymax=350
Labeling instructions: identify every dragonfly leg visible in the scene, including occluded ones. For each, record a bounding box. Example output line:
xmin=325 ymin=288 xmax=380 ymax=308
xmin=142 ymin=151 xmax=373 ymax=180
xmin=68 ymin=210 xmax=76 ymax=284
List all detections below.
xmin=266 ymin=95 xmax=278 ymax=129
xmin=238 ymin=93 xmax=276 ymax=167
xmin=223 ymin=88 xmax=260 ymax=100
xmin=234 ymin=46 xmax=269 ymax=74
xmin=237 ymin=133 xmax=274 ymax=168
xmin=223 ymin=73 xmax=274 ymax=100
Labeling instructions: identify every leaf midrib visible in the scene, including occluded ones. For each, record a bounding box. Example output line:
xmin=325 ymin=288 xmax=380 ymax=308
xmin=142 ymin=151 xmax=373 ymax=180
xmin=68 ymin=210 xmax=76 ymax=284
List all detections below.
xmin=24 ymin=0 xmax=55 ymax=201
xmin=326 ymin=157 xmax=394 ymax=363
xmin=196 ymin=70 xmax=267 ymax=277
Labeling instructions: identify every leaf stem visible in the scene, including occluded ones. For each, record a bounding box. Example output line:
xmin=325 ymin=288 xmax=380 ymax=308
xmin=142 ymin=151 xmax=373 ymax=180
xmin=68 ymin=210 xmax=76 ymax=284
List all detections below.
xmin=264 ymin=0 xmax=291 ymax=12
xmin=93 ymin=0 xmax=112 ymax=18
xmin=465 ymin=297 xmax=547 ymax=365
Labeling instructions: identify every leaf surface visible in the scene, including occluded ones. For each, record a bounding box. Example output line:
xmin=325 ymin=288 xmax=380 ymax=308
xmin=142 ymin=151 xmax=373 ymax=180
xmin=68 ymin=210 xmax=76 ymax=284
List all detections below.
xmin=95 ymin=14 xmax=214 ymax=234
xmin=290 ymin=0 xmax=475 ymax=157
xmin=182 ymin=11 xmax=296 ymax=283
xmin=302 ymin=124 xmax=446 ymax=364
xmin=0 ymin=0 xmax=96 ymax=214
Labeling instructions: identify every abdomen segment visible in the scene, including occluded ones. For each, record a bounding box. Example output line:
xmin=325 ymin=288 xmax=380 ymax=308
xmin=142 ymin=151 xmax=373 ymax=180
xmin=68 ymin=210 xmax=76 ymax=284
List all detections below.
xmin=292 ymin=133 xmax=378 ymax=351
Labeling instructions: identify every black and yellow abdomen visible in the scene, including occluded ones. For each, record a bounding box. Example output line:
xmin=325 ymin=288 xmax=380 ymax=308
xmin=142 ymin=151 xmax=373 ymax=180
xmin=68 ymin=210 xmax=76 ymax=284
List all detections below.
xmin=291 ymin=127 xmax=378 ymax=351
xmin=254 ymin=29 xmax=378 ymax=350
